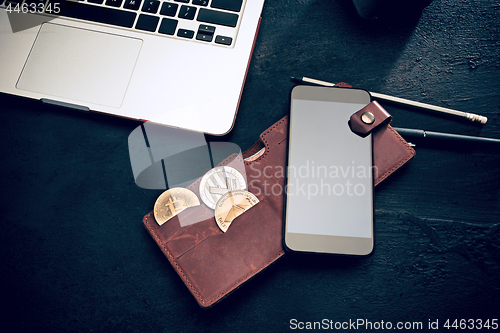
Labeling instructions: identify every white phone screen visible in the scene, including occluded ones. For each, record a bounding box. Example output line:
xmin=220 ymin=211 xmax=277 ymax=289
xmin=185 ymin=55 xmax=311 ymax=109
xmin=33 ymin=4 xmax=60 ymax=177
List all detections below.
xmin=284 ymin=86 xmax=373 ymax=255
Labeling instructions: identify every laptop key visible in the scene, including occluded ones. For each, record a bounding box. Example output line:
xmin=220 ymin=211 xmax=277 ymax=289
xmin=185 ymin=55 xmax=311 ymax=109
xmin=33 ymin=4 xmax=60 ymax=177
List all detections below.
xmin=211 ymin=0 xmax=243 ymax=12
xmin=123 ymin=0 xmax=141 ymax=10
xmin=158 ymin=18 xmax=178 ymax=35
xmin=105 ymin=0 xmax=123 ymax=7
xmin=177 ymin=29 xmax=194 ymax=39
xmin=197 ymin=8 xmax=238 ymax=27
xmin=192 ymin=0 xmax=208 ymax=6
xmin=198 ymin=24 xmax=215 ymax=35
xmin=160 ymin=2 xmax=178 ymax=17
xmin=141 ymin=0 xmax=160 ymax=14
xmin=178 ymin=5 xmax=196 ymax=20
xmin=196 ymin=33 xmax=213 ymax=42
xmin=56 ymin=1 xmax=137 ymax=28
xmin=87 ymin=0 xmax=104 ymax=4
xmin=174 ymin=0 xmax=189 ymax=3
xmin=196 ymin=24 xmax=215 ymax=42
xmin=136 ymin=13 xmax=159 ymax=32
xmin=215 ymin=35 xmax=232 ymax=46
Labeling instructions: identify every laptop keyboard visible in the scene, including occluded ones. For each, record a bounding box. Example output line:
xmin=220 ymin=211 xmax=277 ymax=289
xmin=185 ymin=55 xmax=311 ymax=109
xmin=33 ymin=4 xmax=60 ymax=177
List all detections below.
xmin=2 ymin=0 xmax=244 ymax=46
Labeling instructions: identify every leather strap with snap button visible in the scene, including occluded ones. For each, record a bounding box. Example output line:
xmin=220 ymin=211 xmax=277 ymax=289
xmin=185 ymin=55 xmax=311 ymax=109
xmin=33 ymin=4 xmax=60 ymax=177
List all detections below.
xmin=349 ymin=101 xmax=392 ymax=137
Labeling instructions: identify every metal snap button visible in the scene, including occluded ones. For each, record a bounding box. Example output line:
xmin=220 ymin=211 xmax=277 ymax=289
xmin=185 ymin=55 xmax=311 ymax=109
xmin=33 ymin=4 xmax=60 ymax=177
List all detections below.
xmin=361 ymin=112 xmax=375 ymax=124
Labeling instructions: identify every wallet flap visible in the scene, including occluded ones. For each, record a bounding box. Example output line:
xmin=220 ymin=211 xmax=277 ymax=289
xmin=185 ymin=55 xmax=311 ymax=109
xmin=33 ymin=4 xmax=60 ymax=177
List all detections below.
xmin=349 ymin=101 xmax=393 ymax=137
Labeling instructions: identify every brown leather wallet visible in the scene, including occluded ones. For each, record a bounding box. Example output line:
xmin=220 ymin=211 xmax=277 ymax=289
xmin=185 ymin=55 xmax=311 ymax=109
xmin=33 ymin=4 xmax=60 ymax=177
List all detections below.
xmin=142 ymin=89 xmax=415 ymax=307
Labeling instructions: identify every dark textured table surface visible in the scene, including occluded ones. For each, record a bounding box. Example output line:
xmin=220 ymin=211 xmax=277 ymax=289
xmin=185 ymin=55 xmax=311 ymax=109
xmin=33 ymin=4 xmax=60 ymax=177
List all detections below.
xmin=1 ymin=0 xmax=499 ymax=332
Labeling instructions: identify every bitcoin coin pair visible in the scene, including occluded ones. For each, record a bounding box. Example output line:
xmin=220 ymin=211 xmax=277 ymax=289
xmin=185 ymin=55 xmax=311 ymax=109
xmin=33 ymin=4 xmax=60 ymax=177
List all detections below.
xmin=200 ymin=166 xmax=259 ymax=232
xmin=154 ymin=167 xmax=259 ymax=232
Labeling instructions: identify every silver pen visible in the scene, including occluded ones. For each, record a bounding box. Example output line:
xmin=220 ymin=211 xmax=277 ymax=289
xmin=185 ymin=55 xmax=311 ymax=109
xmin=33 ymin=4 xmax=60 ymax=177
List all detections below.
xmin=394 ymin=128 xmax=500 ymax=144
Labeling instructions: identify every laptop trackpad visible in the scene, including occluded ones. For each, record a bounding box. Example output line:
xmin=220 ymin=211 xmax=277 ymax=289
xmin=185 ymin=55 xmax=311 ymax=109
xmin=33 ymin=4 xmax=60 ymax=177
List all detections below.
xmin=17 ymin=23 xmax=142 ymax=108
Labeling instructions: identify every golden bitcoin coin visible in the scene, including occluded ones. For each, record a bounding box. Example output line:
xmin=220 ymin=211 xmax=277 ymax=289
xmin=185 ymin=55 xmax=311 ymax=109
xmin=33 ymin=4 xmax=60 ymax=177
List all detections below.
xmin=214 ymin=190 xmax=259 ymax=233
xmin=154 ymin=187 xmax=200 ymax=226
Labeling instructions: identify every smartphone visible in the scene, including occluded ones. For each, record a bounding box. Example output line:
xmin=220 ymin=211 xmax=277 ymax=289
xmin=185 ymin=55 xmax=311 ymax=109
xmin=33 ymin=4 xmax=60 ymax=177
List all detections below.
xmin=283 ymin=85 xmax=374 ymax=256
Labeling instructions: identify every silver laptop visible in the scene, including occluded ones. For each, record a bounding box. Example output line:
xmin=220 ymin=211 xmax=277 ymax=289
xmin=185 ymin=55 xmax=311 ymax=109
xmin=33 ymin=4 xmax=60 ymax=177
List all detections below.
xmin=0 ymin=0 xmax=264 ymax=135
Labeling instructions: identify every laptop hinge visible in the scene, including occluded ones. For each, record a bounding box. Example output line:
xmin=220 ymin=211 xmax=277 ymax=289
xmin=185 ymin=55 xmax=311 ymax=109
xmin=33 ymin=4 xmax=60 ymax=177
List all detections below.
xmin=41 ymin=98 xmax=90 ymax=112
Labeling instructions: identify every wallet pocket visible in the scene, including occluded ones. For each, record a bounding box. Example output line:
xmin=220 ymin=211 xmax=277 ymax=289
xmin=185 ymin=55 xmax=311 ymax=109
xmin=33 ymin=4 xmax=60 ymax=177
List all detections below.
xmin=170 ymin=197 xmax=284 ymax=306
xmin=165 ymin=215 xmax=220 ymax=259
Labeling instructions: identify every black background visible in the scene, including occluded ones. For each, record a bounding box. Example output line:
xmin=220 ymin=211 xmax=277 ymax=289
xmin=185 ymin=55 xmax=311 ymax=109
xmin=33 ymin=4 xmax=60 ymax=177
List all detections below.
xmin=1 ymin=0 xmax=499 ymax=332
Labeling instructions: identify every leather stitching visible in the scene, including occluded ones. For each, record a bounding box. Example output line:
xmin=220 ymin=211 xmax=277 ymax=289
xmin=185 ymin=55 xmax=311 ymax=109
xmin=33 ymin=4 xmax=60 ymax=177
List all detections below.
xmin=374 ymin=125 xmax=416 ymax=186
xmin=244 ymin=116 xmax=287 ymax=166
